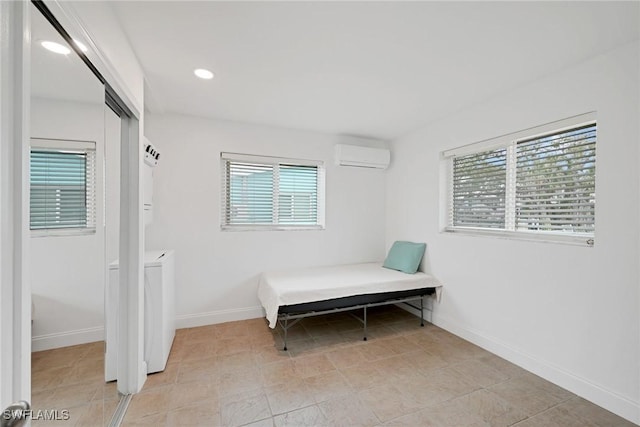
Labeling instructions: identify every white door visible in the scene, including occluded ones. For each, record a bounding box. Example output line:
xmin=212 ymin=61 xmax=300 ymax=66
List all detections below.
xmin=0 ymin=0 xmax=32 ymax=417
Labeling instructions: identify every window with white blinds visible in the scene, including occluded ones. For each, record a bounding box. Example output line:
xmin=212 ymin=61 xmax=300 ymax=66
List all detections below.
xmin=452 ymin=148 xmax=507 ymax=229
xmin=30 ymin=139 xmax=96 ymax=234
xmin=221 ymin=153 xmax=325 ymax=230
xmin=445 ymin=114 xmax=596 ymax=246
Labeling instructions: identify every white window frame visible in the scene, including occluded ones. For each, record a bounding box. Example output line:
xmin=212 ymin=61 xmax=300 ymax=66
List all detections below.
xmin=220 ymin=152 xmax=326 ymax=231
xmin=442 ymin=112 xmax=596 ymax=247
xmin=30 ymin=138 xmax=97 ymax=237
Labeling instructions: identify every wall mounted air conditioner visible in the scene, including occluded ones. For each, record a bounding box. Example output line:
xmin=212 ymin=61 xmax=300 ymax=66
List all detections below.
xmin=334 ymin=144 xmax=391 ymax=169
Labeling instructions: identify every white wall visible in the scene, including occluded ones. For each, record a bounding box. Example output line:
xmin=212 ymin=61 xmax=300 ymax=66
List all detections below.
xmin=386 ymin=41 xmax=639 ymax=423
xmin=145 ymin=114 xmax=388 ymax=326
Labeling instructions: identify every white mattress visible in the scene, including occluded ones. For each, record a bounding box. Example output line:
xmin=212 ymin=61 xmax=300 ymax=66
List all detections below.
xmin=258 ymin=262 xmax=442 ymax=328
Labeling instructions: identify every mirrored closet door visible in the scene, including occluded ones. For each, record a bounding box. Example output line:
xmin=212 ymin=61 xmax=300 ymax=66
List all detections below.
xmin=29 ymin=3 xmax=119 ymax=425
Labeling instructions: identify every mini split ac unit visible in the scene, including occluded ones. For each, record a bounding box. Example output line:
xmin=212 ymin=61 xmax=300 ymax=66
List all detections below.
xmin=334 ymin=144 xmax=391 ymax=169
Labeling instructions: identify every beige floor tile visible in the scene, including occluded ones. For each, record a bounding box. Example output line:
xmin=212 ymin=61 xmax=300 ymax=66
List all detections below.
xmin=369 ymin=354 xmax=415 ymax=381
xmin=511 ymin=405 xmax=597 ymax=427
xmin=398 ymin=349 xmax=448 ymax=375
xmin=79 ymin=341 xmax=105 ymax=361
xmin=244 ymin=418 xmax=275 ymax=427
xmin=218 ymin=366 xmax=263 ymax=396
xmin=215 ymin=336 xmax=254 ymax=356
xmin=383 ymin=405 xmax=489 ymax=427
xmin=168 ymin=380 xmax=218 ymax=411
xmin=31 ymin=365 xmax=68 ymax=392
xmin=217 ymin=320 xmax=251 ymax=339
xmin=58 ymin=357 xmax=104 ymax=387
xmin=254 ymin=344 xmax=290 ymax=365
xmin=358 ymin=383 xmax=422 ymax=422
xmin=121 ymin=412 xmax=168 ymax=426
xmin=184 ymin=325 xmax=219 ymax=343
xmin=449 ymin=358 xmax=510 ymax=388
xmin=74 ymin=399 xmax=119 ymax=427
xmin=250 ymin=332 xmax=281 ymax=348
xmin=217 ymin=351 xmax=256 ymax=374
xmin=173 ymin=341 xmax=218 ymax=362
xmin=285 ymin=338 xmax=328 ymax=357
xmin=292 ymin=354 xmax=335 ymax=378
xmin=359 ymin=341 xmax=394 ymax=362
xmin=176 ymin=355 xmax=219 ymax=383
xmin=392 ymin=374 xmax=455 ymax=408
xmin=220 ymin=389 xmax=272 ymax=427
xmin=405 ymin=329 xmax=443 ymax=348
xmin=318 ymin=393 xmax=380 ymax=426
xmin=165 ymin=399 xmax=220 ymax=426
xmin=325 ymin=345 xmax=368 ymax=370
xmin=476 ymin=353 xmax=526 ymax=379
xmin=489 ymin=373 xmax=573 ymax=417
xmin=526 ymin=397 xmax=637 ymax=427
xmin=304 ymin=370 xmax=353 ymax=403
xmin=378 ymin=335 xmax=424 ymax=355
xmin=49 ymin=382 xmax=102 ymax=410
xmin=443 ymin=389 xmax=528 ymax=426
xmin=264 ymin=378 xmax=315 ymax=415
xmin=341 ymin=362 xmax=389 ymax=390
xmin=261 ymin=359 xmax=301 ymax=387
xmin=126 ymin=386 xmax=172 ymax=420
xmin=273 ymin=405 xmax=329 ymax=427
xmin=422 ymin=364 xmax=483 ymax=398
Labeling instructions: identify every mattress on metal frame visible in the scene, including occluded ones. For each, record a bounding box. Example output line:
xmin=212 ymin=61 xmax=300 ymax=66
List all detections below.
xmin=278 ymin=287 xmax=436 ymax=315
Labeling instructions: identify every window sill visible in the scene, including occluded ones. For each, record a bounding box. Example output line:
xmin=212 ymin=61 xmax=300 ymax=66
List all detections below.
xmin=31 ymin=228 xmax=96 ymax=238
xmin=221 ymin=225 xmax=325 ymax=232
xmin=442 ymin=227 xmax=594 ymax=247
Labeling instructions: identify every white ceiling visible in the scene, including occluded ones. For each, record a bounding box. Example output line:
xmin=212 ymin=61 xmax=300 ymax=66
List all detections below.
xmin=112 ymin=1 xmax=639 ymax=141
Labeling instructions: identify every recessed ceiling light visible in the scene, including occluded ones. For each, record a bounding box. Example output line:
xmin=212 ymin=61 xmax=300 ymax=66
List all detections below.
xmin=194 ymin=68 xmax=214 ymax=80
xmin=40 ymin=40 xmax=71 ymax=55
xmin=74 ymin=40 xmax=88 ymax=53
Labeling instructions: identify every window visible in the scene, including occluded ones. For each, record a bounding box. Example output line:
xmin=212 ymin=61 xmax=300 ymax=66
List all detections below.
xmin=30 ymin=138 xmax=96 ymax=235
xmin=221 ymin=153 xmax=325 ymax=230
xmin=445 ymin=114 xmax=596 ymax=246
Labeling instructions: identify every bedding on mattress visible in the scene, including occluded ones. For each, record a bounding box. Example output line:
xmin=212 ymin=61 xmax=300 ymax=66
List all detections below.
xmin=258 ymin=262 xmax=442 ymax=328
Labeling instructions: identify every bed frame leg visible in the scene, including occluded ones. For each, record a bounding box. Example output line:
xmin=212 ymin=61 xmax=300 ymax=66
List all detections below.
xmin=363 ymin=306 xmax=368 ymax=341
xmin=283 ymin=315 xmax=288 ymax=351
xmin=420 ymin=296 xmax=424 ymax=327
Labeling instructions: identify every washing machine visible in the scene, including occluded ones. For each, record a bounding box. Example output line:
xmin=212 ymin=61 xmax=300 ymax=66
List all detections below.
xmin=106 ymin=250 xmax=175 ymax=382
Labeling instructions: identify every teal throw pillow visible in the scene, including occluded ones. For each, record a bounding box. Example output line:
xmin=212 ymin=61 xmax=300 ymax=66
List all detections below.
xmin=382 ymin=241 xmax=426 ymax=274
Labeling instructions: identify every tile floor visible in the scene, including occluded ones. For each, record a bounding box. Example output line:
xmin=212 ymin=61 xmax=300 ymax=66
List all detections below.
xmin=119 ymin=306 xmax=635 ymax=427
xmin=31 ymin=341 xmax=119 ymax=426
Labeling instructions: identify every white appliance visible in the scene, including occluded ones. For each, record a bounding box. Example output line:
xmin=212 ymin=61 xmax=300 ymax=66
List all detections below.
xmin=334 ymin=144 xmax=391 ymax=169
xmin=105 ymin=250 xmax=175 ymax=382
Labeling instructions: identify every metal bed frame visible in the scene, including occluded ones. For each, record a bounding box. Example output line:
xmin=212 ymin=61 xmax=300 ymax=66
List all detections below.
xmin=277 ymin=293 xmax=430 ymax=351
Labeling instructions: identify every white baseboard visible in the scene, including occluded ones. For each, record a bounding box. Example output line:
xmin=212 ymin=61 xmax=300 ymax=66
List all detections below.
xmin=32 ymin=326 xmax=104 ymax=352
xmin=175 ymin=306 xmax=264 ymax=329
xmin=400 ymin=304 xmax=639 ymax=425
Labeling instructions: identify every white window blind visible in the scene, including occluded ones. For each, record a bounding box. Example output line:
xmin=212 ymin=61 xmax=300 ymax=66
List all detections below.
xmin=515 ymin=124 xmax=596 ymax=234
xmin=221 ymin=153 xmax=325 ymax=230
xmin=30 ymin=139 xmax=96 ymax=233
xmin=446 ymin=114 xmax=596 ymax=245
xmin=452 ymin=148 xmax=507 ymax=229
